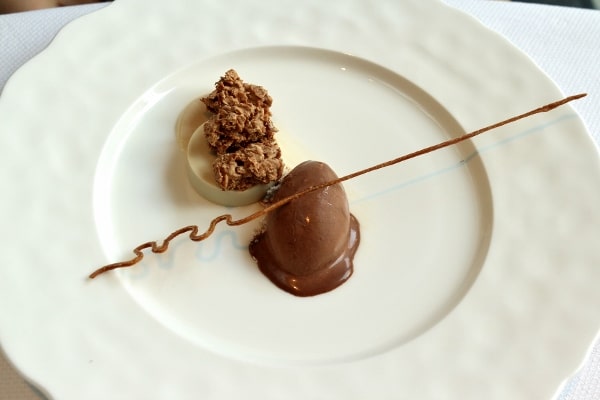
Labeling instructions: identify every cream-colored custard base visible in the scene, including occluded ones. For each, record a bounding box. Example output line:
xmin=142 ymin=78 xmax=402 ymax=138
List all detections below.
xmin=186 ymin=124 xmax=274 ymax=206
xmin=175 ymin=98 xmax=209 ymax=152
xmin=176 ymin=98 xmax=281 ymax=206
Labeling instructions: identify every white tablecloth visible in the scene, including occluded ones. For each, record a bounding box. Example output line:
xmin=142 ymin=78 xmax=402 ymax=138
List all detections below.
xmin=1 ymin=1 xmax=599 ymax=399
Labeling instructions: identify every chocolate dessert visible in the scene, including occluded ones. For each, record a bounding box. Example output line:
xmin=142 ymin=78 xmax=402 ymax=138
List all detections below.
xmin=90 ymin=86 xmax=585 ymax=301
xmin=200 ymin=69 xmax=284 ymax=191
xmin=249 ymin=161 xmax=360 ymax=296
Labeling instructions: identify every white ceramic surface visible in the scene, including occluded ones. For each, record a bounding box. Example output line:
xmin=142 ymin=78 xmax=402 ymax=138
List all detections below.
xmin=95 ymin=46 xmax=491 ymax=364
xmin=0 ymin=0 xmax=599 ymax=399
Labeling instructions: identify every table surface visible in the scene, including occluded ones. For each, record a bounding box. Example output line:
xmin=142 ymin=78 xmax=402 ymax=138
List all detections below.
xmin=1 ymin=1 xmax=599 ymax=399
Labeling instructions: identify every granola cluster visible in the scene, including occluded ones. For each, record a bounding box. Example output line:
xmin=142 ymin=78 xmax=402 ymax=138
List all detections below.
xmin=201 ymin=69 xmax=284 ymax=191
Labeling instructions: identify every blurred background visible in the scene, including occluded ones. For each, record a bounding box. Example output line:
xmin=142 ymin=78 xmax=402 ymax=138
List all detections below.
xmin=0 ymin=0 xmax=598 ymax=14
xmin=513 ymin=0 xmax=598 ymax=7
xmin=0 ymin=0 xmax=112 ymax=14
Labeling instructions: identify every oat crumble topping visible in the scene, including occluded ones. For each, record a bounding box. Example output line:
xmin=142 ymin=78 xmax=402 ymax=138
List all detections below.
xmin=201 ymin=69 xmax=283 ymax=191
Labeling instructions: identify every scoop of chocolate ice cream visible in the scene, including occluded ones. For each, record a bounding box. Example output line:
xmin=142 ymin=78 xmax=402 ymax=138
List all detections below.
xmin=249 ymin=161 xmax=360 ymax=296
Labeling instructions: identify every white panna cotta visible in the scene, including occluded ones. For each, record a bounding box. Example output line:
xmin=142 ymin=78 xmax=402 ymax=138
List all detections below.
xmin=175 ymin=99 xmax=209 ymax=152
xmin=186 ymin=124 xmax=276 ymax=207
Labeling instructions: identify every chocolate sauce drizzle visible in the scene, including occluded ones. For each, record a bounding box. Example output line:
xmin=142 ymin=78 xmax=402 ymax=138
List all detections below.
xmin=88 ymin=94 xmax=586 ymax=279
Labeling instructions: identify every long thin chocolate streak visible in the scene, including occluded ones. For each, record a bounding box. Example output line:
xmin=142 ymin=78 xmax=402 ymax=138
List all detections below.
xmin=89 ymin=93 xmax=586 ymax=279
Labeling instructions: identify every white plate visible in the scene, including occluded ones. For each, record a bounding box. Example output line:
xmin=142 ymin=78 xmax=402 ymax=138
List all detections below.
xmin=1 ymin=0 xmax=600 ymax=399
xmin=96 ymin=46 xmax=491 ymax=364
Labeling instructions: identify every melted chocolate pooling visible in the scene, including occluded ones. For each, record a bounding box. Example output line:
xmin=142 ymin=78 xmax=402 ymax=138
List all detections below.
xmin=249 ymin=161 xmax=360 ymax=296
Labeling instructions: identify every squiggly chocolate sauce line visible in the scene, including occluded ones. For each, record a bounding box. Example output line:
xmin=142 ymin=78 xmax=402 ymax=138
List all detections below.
xmin=88 ymin=93 xmax=586 ymax=279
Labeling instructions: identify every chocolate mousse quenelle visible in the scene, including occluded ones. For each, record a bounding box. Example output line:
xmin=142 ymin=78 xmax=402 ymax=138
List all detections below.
xmin=249 ymin=161 xmax=360 ymax=297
